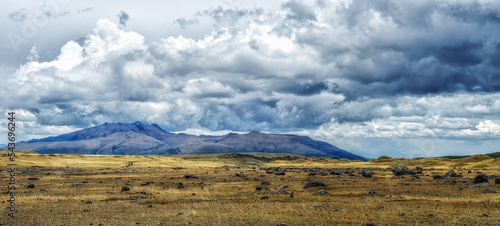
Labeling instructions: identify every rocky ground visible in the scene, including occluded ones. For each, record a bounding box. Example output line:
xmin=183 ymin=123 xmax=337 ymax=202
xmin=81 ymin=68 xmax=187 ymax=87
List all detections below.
xmin=1 ymin=159 xmax=499 ymax=225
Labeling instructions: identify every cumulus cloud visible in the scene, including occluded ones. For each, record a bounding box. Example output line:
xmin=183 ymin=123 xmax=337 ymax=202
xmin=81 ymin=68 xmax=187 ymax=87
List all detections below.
xmin=2 ymin=0 xmax=500 ymax=158
xmin=26 ymin=46 xmax=40 ymax=62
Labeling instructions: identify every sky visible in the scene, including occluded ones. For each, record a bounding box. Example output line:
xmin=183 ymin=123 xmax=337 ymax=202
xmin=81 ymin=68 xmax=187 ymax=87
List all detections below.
xmin=1 ymin=0 xmax=500 ymax=159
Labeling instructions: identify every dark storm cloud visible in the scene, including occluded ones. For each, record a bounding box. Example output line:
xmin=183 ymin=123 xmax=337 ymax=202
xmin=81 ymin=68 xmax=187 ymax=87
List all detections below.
xmin=490 ymin=43 xmax=500 ymax=67
xmin=282 ymin=0 xmax=317 ymax=22
xmin=269 ymin=79 xmax=329 ymax=96
xmin=118 ymin=11 xmax=129 ymax=26
xmin=442 ymin=2 xmax=500 ymax=24
xmin=290 ymin=0 xmax=500 ymax=97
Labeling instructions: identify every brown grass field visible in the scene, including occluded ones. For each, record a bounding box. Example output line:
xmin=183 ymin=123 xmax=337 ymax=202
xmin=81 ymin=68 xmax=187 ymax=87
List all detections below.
xmin=1 ymin=151 xmax=499 ymax=225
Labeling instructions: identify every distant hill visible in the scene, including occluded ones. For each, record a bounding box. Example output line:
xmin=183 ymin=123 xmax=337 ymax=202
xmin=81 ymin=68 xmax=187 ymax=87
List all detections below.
xmin=440 ymin=152 xmax=500 ymax=159
xmin=4 ymin=122 xmax=367 ymax=161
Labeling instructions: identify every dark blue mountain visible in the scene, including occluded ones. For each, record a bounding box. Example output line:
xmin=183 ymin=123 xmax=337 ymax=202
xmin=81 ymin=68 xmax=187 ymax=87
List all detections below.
xmin=11 ymin=122 xmax=367 ymax=161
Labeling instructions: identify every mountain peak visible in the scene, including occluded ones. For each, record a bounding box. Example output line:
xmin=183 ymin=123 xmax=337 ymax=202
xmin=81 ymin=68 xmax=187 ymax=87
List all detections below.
xmin=25 ymin=121 xmax=169 ymax=143
xmin=16 ymin=122 xmax=367 ymax=161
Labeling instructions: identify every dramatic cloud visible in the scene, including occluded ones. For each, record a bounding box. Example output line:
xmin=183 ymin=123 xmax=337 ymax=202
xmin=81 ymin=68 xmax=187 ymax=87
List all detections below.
xmin=1 ymin=0 xmax=500 ymax=158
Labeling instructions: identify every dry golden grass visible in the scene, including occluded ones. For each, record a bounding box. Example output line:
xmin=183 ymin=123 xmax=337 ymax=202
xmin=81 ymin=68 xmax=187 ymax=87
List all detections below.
xmin=1 ymin=151 xmax=499 ymax=225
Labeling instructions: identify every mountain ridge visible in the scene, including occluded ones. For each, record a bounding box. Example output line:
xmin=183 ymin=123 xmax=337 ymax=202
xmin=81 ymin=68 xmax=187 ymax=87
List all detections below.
xmin=10 ymin=122 xmax=367 ymax=161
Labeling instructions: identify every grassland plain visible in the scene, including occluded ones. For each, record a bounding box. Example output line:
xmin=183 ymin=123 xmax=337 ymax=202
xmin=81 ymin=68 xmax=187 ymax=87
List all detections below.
xmin=1 ymin=151 xmax=500 ymax=225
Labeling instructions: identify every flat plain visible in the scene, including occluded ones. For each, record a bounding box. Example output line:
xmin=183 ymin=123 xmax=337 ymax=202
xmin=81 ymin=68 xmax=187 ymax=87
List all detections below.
xmin=1 ymin=151 xmax=499 ymax=225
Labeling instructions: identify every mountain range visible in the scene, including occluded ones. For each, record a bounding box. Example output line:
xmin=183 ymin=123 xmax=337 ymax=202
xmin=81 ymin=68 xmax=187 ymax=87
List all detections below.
xmin=5 ymin=122 xmax=367 ymax=161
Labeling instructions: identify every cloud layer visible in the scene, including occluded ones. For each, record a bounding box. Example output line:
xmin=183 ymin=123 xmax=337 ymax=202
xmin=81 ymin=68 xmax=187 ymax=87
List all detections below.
xmin=2 ymin=0 xmax=500 ymax=158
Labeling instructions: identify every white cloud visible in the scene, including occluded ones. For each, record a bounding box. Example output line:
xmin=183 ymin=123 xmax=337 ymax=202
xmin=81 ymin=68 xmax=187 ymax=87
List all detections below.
xmin=476 ymin=120 xmax=500 ymax=136
xmin=183 ymin=78 xmax=236 ymax=98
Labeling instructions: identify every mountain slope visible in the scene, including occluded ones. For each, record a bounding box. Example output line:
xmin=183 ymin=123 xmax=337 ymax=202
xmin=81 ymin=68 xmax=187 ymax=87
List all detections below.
xmin=10 ymin=122 xmax=367 ymax=161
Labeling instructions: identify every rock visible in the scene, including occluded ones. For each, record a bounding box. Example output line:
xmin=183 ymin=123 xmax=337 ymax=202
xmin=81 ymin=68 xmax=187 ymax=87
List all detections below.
xmin=473 ymin=174 xmax=489 ymax=184
xmin=398 ymin=211 xmax=405 ymax=216
xmin=482 ymin=188 xmax=497 ymax=193
xmin=469 ymin=182 xmax=491 ymax=187
xmin=303 ymin=181 xmax=326 ymax=188
xmin=141 ymin=181 xmax=154 ymax=186
xmin=54 ymin=199 xmax=60 ymax=203
xmin=278 ymin=185 xmax=289 ymax=189
xmin=275 ymin=171 xmax=286 ymax=176
xmin=261 ymin=181 xmax=271 ymax=185
xmin=362 ymin=171 xmax=374 ymax=178
xmin=368 ymin=191 xmax=386 ymax=197
xmin=256 ymin=187 xmax=263 ymax=191
xmin=176 ymin=183 xmax=184 ymax=189
xmin=235 ymin=173 xmax=245 ymax=178
xmin=495 ymin=178 xmax=500 ymax=184
xmin=26 ymin=183 xmax=35 ymax=189
xmin=277 ymin=189 xmax=290 ymax=195
xmin=393 ymin=164 xmax=416 ymax=175
xmin=184 ymin=175 xmax=198 ymax=179
xmin=330 ymin=170 xmax=344 ymax=175
xmin=261 ymin=196 xmax=269 ymax=200
xmin=313 ymin=190 xmax=329 ymax=195
xmin=290 ymin=192 xmax=294 ymax=198
xmin=467 ymin=170 xmax=472 ymax=173
xmin=147 ymin=204 xmax=153 ymax=208
xmin=433 ymin=175 xmax=445 ymax=180
xmin=121 ymin=186 xmax=130 ymax=192
xmin=28 ymin=178 xmax=39 ymax=180
xmin=416 ymin=166 xmax=423 ymax=174
xmin=444 ymin=170 xmax=460 ymax=178
xmin=461 ymin=177 xmax=473 ymax=183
